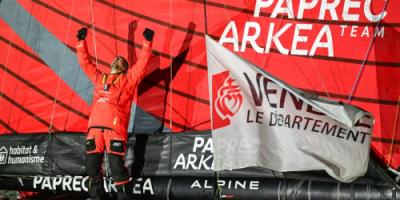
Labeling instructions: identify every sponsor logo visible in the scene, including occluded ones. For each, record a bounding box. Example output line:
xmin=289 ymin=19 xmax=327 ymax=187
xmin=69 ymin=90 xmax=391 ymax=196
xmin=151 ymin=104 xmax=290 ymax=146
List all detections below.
xmin=212 ymin=71 xmax=243 ymax=129
xmin=173 ymin=137 xmax=214 ymax=171
xmin=0 ymin=147 xmax=8 ymax=164
xmin=190 ymin=179 xmax=260 ymax=190
xmin=32 ymin=176 xmax=154 ymax=194
xmin=113 ymin=142 xmax=122 ymax=147
xmin=33 ymin=176 xmax=88 ymax=192
xmin=0 ymin=145 xmax=44 ymax=165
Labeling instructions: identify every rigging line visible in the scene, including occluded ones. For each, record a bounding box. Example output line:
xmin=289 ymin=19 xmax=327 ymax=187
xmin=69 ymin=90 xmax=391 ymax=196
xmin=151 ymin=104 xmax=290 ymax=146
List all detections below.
xmin=64 ymin=2 xmax=90 ymax=130
xmin=284 ymin=0 xmax=333 ymax=98
xmin=387 ymin=95 xmax=400 ymax=167
xmin=168 ymin=0 xmax=173 ymax=185
xmin=347 ymin=0 xmax=389 ymax=103
xmin=181 ymin=2 xmax=196 ymax=131
xmin=112 ymin=0 xmax=117 ymax=55
xmin=8 ymin=2 xmax=35 ymax=133
xmin=89 ymin=0 xmax=99 ymax=70
xmin=169 ymin=0 xmax=173 ymax=132
xmin=49 ymin=0 xmax=76 ymax=132
xmin=1 ymin=1 xmax=19 ymax=134
xmin=221 ymin=2 xmax=247 ymax=59
xmin=290 ymin=17 xmax=332 ymax=98
xmin=259 ymin=2 xmax=285 ymax=70
xmin=245 ymin=0 xmax=267 ymax=67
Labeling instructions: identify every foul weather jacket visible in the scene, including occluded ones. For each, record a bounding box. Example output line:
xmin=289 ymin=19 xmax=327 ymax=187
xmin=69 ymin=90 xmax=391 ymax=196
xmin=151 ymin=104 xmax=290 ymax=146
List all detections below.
xmin=76 ymin=39 xmax=153 ymax=138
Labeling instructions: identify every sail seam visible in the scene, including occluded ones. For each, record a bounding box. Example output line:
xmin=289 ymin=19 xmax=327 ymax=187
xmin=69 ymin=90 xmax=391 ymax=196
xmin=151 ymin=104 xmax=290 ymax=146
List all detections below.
xmin=0 ymin=119 xmax=17 ymax=133
xmin=0 ymin=92 xmax=60 ymax=132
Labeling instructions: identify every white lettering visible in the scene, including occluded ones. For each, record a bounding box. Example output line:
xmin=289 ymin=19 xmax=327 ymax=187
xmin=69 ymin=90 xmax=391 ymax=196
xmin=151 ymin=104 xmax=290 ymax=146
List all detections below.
xmin=241 ymin=22 xmax=264 ymax=53
xmin=254 ymin=0 xmax=273 ymax=17
xmin=190 ymin=180 xmax=201 ymax=188
xmin=350 ymin=26 xmax=358 ymax=37
xmin=340 ymin=25 xmax=347 ymax=36
xmin=72 ymin=176 xmax=82 ymax=192
xmin=375 ymin=26 xmax=385 ymax=38
xmin=193 ymin=137 xmax=204 ymax=153
xmin=52 ymin=177 xmax=62 ymax=190
xmin=173 ymin=154 xmax=186 ymax=169
xmin=343 ymin=0 xmax=361 ymax=21
xmin=42 ymin=177 xmax=52 ymax=190
xmin=62 ymin=176 xmax=72 ymax=191
xmin=82 ymin=176 xmax=88 ymax=192
xmin=202 ymin=138 xmax=213 ymax=153
xmin=33 ymin=176 xmax=43 ymax=189
xmin=318 ymin=0 xmax=340 ymax=20
xmin=186 ymin=154 xmax=197 ymax=170
xmin=310 ymin=25 xmax=334 ymax=57
xmin=271 ymin=0 xmax=294 ymax=19
xmin=291 ymin=23 xmax=312 ymax=55
xmin=204 ymin=180 xmax=212 ymax=189
xmin=298 ymin=0 xmax=318 ymax=19
xmin=361 ymin=26 xmax=369 ymax=37
xmin=264 ymin=23 xmax=292 ymax=54
xmin=143 ymin=178 xmax=154 ymax=195
xmin=219 ymin=21 xmax=239 ymax=52
xmin=235 ymin=180 xmax=247 ymax=189
xmin=364 ymin=0 xmax=387 ymax=22
xmin=249 ymin=181 xmax=260 ymax=190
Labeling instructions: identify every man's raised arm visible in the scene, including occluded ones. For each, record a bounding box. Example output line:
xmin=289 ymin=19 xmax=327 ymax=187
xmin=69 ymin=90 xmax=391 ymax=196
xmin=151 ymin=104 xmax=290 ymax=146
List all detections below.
xmin=76 ymin=27 xmax=102 ymax=82
xmin=128 ymin=28 xmax=154 ymax=83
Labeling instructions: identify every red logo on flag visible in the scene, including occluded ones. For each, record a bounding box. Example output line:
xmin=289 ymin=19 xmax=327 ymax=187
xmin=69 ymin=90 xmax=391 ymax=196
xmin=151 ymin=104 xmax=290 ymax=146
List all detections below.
xmin=212 ymin=71 xmax=243 ymax=129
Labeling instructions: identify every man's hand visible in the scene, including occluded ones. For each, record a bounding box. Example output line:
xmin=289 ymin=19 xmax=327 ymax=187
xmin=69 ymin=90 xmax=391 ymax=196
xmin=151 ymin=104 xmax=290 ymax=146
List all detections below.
xmin=77 ymin=28 xmax=87 ymax=41
xmin=143 ymin=28 xmax=154 ymax=42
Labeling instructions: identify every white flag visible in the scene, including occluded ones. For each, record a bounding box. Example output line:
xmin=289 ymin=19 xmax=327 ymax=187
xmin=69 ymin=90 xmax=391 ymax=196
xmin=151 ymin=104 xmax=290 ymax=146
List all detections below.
xmin=206 ymin=36 xmax=374 ymax=183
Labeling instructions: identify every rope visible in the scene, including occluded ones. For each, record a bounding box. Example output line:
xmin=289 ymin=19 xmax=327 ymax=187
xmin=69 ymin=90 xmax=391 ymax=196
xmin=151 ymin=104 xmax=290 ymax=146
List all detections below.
xmin=88 ymin=2 xmax=113 ymax=194
xmin=169 ymin=0 xmax=173 ymax=131
xmin=48 ymin=0 xmax=76 ymax=133
xmin=387 ymin=95 xmax=400 ymax=167
xmin=347 ymin=0 xmax=389 ymax=103
xmin=112 ymin=0 xmax=117 ymax=55
xmin=89 ymin=0 xmax=99 ymax=70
